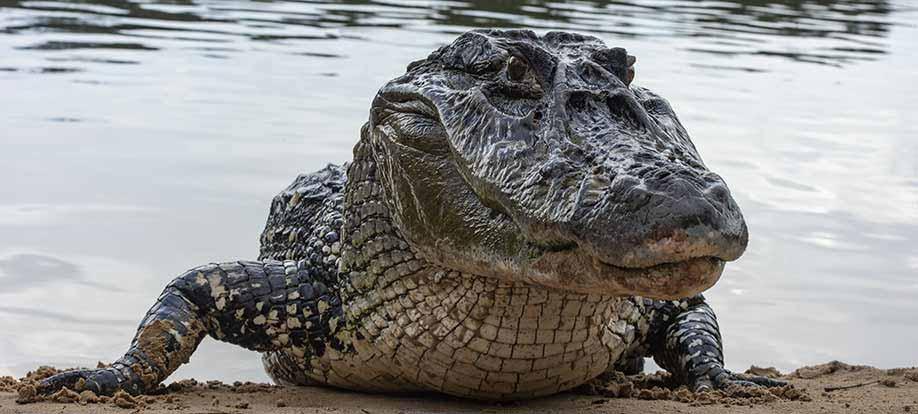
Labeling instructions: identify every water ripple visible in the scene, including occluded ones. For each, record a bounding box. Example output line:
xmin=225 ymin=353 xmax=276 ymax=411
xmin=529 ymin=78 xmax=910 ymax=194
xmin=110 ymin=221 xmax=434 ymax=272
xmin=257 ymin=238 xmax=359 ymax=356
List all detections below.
xmin=0 ymin=0 xmax=901 ymax=75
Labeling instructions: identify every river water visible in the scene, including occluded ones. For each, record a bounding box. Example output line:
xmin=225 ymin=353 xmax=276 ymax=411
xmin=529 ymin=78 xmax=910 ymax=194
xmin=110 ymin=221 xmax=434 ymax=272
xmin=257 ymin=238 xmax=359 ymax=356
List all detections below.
xmin=1 ymin=0 xmax=916 ymax=382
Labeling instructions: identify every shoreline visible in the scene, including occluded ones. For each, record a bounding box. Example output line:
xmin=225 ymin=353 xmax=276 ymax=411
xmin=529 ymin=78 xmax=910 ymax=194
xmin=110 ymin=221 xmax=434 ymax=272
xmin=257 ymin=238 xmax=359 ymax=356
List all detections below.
xmin=1 ymin=362 xmax=915 ymax=413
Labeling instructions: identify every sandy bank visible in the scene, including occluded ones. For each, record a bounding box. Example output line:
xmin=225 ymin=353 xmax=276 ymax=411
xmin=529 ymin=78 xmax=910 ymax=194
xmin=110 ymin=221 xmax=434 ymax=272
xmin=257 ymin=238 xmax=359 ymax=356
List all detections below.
xmin=1 ymin=362 xmax=915 ymax=413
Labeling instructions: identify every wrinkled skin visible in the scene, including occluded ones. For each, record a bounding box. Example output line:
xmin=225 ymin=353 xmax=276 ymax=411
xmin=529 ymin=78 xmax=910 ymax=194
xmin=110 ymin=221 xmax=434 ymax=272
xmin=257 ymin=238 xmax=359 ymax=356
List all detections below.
xmin=371 ymin=30 xmax=745 ymax=298
xmin=38 ymin=30 xmax=782 ymax=402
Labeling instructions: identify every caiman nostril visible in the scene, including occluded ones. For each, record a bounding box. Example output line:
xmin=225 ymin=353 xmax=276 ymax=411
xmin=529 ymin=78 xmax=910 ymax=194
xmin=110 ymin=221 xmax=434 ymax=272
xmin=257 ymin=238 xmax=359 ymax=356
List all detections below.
xmin=710 ymin=184 xmax=727 ymax=200
xmin=705 ymin=184 xmax=732 ymax=210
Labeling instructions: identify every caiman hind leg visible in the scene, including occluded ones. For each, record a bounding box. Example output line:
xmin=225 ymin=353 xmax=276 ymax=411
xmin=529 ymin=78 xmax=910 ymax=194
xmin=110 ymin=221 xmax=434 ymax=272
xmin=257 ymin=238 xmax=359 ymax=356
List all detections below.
xmin=39 ymin=260 xmax=342 ymax=396
xmin=644 ymin=295 xmax=785 ymax=390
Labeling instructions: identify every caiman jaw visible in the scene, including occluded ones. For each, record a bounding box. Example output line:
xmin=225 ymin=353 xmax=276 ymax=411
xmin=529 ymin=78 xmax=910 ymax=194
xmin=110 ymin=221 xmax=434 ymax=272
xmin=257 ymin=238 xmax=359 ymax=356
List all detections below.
xmin=519 ymin=247 xmax=724 ymax=299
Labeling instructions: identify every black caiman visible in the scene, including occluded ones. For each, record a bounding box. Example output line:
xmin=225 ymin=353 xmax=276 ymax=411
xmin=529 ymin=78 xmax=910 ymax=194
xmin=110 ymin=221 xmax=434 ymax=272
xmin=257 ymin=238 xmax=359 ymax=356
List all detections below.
xmin=39 ymin=29 xmax=782 ymax=401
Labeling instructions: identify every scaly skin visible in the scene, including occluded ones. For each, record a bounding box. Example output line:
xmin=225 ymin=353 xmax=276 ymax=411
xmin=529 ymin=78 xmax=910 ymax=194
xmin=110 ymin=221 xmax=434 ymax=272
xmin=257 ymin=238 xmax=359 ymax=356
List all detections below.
xmin=40 ymin=30 xmax=782 ymax=401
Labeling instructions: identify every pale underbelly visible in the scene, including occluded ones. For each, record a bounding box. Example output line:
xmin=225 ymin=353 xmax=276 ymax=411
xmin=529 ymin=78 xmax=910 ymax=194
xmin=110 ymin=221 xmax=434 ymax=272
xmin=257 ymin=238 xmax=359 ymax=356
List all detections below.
xmin=263 ymin=296 xmax=647 ymax=400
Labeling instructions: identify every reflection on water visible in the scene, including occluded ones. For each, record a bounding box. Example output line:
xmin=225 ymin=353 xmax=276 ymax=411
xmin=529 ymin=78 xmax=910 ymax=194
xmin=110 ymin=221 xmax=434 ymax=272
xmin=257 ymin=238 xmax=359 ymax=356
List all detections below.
xmin=0 ymin=0 xmax=900 ymax=69
xmin=0 ymin=252 xmax=101 ymax=291
xmin=1 ymin=0 xmax=916 ymax=382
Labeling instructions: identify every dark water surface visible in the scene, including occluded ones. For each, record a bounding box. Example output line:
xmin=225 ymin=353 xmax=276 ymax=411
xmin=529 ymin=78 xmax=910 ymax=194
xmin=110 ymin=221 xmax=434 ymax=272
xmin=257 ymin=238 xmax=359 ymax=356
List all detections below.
xmin=1 ymin=1 xmax=916 ymax=382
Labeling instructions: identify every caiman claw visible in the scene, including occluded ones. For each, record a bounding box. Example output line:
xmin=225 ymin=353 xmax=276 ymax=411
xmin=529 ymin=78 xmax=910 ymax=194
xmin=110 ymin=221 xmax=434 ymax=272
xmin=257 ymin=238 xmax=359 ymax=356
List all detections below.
xmin=693 ymin=365 xmax=787 ymax=391
xmin=38 ymin=367 xmax=141 ymax=396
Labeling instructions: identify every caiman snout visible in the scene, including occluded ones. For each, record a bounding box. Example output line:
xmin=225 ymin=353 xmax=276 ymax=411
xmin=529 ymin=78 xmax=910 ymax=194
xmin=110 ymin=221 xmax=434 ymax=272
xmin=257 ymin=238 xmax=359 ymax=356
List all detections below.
xmin=574 ymin=173 xmax=748 ymax=269
xmin=517 ymin=167 xmax=747 ymax=299
xmin=545 ymin=55 xmax=749 ymax=270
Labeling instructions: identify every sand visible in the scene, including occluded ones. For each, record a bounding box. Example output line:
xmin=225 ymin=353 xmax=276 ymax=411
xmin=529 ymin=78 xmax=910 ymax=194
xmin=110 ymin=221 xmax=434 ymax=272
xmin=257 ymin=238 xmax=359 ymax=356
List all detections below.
xmin=1 ymin=361 xmax=916 ymax=413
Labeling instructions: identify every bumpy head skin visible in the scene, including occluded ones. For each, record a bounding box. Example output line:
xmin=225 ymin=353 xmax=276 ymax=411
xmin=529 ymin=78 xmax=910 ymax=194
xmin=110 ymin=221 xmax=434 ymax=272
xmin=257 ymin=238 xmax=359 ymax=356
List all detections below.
xmin=364 ymin=29 xmax=747 ymax=299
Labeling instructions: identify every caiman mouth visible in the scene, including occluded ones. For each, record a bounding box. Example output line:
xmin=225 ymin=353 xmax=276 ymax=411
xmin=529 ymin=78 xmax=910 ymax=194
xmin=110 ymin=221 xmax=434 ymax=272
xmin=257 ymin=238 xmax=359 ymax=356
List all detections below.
xmin=521 ymin=245 xmax=725 ymax=300
xmin=596 ymin=254 xmax=723 ymax=272
xmin=526 ymin=235 xmax=728 ymax=267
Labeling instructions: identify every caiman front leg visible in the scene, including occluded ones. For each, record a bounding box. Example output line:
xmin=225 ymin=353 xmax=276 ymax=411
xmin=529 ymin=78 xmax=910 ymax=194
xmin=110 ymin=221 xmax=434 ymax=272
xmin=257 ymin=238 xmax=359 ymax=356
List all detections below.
xmin=645 ymin=295 xmax=785 ymax=391
xmin=39 ymin=260 xmax=340 ymax=396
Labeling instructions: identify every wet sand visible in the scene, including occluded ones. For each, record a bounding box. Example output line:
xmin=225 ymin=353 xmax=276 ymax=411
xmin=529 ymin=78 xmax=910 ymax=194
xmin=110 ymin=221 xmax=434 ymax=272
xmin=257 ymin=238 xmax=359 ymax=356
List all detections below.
xmin=1 ymin=362 xmax=915 ymax=413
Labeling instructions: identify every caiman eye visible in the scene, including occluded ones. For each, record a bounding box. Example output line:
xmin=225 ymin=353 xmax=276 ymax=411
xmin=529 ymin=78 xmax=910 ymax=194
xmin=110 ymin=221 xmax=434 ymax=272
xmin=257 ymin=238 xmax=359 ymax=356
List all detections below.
xmin=507 ymin=56 xmax=529 ymax=82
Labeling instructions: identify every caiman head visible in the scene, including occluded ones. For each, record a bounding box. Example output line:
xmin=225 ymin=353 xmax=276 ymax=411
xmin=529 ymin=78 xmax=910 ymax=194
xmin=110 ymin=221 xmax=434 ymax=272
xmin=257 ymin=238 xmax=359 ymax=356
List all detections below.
xmin=362 ymin=29 xmax=747 ymax=300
